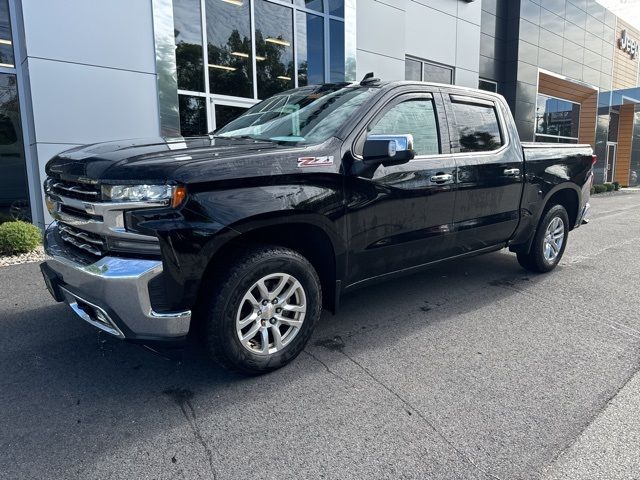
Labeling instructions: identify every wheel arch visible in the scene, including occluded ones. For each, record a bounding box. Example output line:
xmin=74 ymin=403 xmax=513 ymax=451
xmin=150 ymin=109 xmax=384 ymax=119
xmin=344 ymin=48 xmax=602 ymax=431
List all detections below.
xmin=510 ymin=184 xmax=580 ymax=255
xmin=198 ymin=213 xmax=345 ymax=315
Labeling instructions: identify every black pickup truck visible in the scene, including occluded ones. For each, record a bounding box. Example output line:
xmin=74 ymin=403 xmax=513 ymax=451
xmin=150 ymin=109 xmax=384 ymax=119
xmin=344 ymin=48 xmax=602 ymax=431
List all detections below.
xmin=41 ymin=79 xmax=593 ymax=373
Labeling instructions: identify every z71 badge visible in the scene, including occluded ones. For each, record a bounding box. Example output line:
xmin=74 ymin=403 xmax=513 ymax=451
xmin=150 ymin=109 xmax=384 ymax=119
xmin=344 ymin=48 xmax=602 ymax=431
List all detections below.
xmin=297 ymin=156 xmax=334 ymax=168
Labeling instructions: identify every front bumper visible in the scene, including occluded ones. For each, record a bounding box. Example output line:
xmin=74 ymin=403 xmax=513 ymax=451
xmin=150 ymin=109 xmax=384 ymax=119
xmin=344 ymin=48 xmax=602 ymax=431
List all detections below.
xmin=42 ymin=222 xmax=191 ymax=341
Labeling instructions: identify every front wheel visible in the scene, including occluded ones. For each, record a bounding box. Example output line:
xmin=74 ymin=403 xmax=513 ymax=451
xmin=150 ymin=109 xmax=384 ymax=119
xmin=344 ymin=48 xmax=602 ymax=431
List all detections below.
xmin=202 ymin=245 xmax=322 ymax=374
xmin=517 ymin=204 xmax=569 ymax=273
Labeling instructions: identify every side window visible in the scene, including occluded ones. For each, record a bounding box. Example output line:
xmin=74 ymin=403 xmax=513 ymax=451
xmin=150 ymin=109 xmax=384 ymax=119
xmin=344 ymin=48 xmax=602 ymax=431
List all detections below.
xmin=369 ymin=99 xmax=440 ymax=156
xmin=451 ymin=101 xmax=503 ymax=153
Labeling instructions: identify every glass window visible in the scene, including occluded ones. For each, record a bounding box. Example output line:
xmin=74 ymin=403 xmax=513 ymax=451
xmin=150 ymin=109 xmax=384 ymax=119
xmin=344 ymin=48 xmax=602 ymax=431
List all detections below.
xmin=478 ymin=79 xmax=498 ymax=93
xmin=0 ymin=0 xmax=14 ymax=68
xmin=451 ymin=101 xmax=503 ymax=152
xmin=535 ymin=94 xmax=580 ymax=141
xmin=206 ymin=0 xmax=253 ymax=98
xmin=405 ymin=58 xmax=421 ymax=81
xmin=328 ymin=0 xmax=344 ymax=17
xmin=255 ymin=0 xmax=294 ymax=98
xmin=423 ymin=61 xmax=453 ymax=84
xmin=329 ymin=20 xmax=345 ymax=82
xmin=215 ymin=104 xmax=247 ymax=129
xmin=295 ymin=0 xmax=323 ymax=12
xmin=369 ymin=100 xmax=440 ymax=156
xmin=296 ymin=12 xmax=324 ymax=86
xmin=608 ymin=110 xmax=619 ymax=142
xmin=215 ymin=85 xmax=375 ymax=145
xmin=173 ymin=0 xmax=204 ymax=92
xmin=404 ymin=57 xmax=454 ymax=84
xmin=0 ymin=74 xmax=30 ymax=220
xmin=178 ymin=95 xmax=207 ymax=137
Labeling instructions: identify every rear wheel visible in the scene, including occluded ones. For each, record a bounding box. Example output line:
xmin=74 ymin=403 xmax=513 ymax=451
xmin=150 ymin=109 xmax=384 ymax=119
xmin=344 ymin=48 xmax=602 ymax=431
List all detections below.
xmin=517 ymin=204 xmax=569 ymax=273
xmin=202 ymin=245 xmax=321 ymax=374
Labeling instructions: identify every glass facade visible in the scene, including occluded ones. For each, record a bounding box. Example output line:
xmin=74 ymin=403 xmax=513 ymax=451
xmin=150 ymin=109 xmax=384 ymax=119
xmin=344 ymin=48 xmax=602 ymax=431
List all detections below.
xmin=173 ymin=0 xmax=347 ymax=135
xmin=0 ymin=0 xmax=30 ymax=221
xmin=0 ymin=0 xmax=14 ymax=68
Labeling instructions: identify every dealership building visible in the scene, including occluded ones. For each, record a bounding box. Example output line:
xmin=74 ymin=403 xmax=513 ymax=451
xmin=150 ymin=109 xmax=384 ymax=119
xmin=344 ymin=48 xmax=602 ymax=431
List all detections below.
xmin=1 ymin=0 xmax=639 ymax=227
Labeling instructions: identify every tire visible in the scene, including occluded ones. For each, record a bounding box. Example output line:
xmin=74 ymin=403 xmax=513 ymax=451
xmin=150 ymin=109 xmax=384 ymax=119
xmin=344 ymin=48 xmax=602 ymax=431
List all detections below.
xmin=517 ymin=204 xmax=569 ymax=273
xmin=202 ymin=245 xmax=322 ymax=374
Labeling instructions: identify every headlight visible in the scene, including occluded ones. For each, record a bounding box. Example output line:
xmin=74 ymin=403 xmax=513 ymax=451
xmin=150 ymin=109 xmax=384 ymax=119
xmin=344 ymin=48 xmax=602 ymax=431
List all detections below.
xmin=101 ymin=184 xmax=187 ymax=207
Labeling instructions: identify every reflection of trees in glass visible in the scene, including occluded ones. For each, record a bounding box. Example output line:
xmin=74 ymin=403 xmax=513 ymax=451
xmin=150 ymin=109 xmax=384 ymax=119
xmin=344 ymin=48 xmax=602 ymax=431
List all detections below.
xmin=175 ymin=35 xmax=204 ymax=92
xmin=178 ymin=95 xmax=207 ymax=137
xmin=208 ymin=29 xmax=253 ymax=98
xmin=255 ymin=29 xmax=294 ymax=98
xmin=459 ymin=130 xmax=500 ymax=152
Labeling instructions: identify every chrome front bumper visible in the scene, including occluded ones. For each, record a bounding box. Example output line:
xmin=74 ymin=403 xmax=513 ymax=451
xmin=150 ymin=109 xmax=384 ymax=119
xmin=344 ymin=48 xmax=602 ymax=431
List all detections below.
xmin=42 ymin=222 xmax=191 ymax=340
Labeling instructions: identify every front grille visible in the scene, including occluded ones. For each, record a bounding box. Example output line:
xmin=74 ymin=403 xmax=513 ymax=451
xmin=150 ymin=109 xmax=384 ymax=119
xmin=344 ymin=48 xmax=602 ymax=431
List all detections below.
xmin=50 ymin=179 xmax=101 ymax=201
xmin=58 ymin=223 xmax=107 ymax=256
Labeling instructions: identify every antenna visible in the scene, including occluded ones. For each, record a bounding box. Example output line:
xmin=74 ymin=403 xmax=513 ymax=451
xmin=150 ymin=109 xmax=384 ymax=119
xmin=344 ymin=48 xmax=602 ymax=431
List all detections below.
xmin=360 ymin=72 xmax=380 ymax=85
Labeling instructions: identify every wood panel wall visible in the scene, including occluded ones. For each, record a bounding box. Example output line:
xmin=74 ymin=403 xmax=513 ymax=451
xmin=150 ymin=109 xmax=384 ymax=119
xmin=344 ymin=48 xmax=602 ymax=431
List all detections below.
xmin=615 ymin=104 xmax=635 ymax=186
xmin=538 ymin=72 xmax=598 ymax=148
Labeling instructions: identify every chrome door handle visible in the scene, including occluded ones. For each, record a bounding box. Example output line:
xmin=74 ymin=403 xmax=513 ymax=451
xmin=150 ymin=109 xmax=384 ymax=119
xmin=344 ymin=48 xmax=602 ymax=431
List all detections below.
xmin=503 ymin=168 xmax=520 ymax=176
xmin=430 ymin=173 xmax=453 ymax=183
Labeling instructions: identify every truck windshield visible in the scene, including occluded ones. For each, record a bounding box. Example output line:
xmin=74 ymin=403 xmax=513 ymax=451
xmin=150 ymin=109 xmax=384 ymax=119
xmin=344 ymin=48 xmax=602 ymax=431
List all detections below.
xmin=213 ymin=84 xmax=376 ymax=145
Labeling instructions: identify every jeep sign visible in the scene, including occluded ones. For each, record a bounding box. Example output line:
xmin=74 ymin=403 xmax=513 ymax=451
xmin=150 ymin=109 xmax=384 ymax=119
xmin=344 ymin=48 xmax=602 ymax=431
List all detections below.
xmin=619 ymin=30 xmax=638 ymax=59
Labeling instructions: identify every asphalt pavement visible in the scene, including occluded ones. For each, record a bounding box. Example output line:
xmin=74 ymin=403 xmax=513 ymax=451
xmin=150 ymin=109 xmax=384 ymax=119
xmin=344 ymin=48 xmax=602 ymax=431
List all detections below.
xmin=1 ymin=191 xmax=640 ymax=480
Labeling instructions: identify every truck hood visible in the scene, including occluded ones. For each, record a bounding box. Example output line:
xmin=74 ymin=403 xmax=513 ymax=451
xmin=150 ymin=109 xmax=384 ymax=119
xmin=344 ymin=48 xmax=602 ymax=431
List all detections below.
xmin=45 ymin=136 xmax=308 ymax=184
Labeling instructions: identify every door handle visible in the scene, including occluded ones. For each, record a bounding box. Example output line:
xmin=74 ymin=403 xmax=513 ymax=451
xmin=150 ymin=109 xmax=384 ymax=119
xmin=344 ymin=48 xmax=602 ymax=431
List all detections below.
xmin=430 ymin=173 xmax=453 ymax=183
xmin=503 ymin=168 xmax=520 ymax=176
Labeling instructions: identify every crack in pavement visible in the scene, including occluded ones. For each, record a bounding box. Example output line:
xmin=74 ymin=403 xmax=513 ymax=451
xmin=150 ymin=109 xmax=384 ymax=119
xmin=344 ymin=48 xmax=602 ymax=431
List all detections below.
xmin=302 ymin=349 xmax=356 ymax=388
xmin=163 ymin=387 xmax=218 ymax=480
xmin=317 ymin=336 xmax=505 ymax=480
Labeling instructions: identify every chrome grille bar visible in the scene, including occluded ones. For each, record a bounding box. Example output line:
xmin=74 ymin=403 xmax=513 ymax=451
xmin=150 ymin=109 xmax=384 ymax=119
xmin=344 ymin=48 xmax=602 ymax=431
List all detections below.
xmin=58 ymin=223 xmax=106 ymax=256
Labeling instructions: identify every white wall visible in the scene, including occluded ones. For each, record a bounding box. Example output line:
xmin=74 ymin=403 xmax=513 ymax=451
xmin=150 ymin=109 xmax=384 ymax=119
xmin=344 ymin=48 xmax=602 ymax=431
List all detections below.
xmin=17 ymin=0 xmax=160 ymax=227
xmin=356 ymin=0 xmax=481 ymax=88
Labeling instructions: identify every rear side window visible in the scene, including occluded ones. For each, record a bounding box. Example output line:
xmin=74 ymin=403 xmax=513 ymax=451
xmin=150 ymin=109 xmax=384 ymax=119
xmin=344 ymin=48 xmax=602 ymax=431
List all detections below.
xmin=369 ymin=99 xmax=440 ymax=156
xmin=451 ymin=101 xmax=503 ymax=153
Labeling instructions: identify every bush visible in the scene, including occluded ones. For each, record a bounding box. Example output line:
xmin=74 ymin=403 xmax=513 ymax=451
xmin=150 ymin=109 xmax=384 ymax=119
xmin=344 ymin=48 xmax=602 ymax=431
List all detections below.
xmin=590 ymin=186 xmax=596 ymax=195
xmin=0 ymin=221 xmax=42 ymax=255
xmin=593 ymin=184 xmax=607 ymax=194
xmin=613 ymin=181 xmax=621 ymax=191
xmin=604 ymin=183 xmax=615 ymax=192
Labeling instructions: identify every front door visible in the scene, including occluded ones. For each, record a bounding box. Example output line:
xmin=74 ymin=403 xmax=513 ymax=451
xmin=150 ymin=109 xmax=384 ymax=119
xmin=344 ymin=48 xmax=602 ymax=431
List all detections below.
xmin=345 ymin=91 xmax=457 ymax=285
xmin=605 ymin=143 xmax=617 ymax=183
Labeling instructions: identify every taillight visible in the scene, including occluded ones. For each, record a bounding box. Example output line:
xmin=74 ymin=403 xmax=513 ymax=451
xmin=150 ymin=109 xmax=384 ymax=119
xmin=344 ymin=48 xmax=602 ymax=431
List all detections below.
xmin=592 ymin=154 xmax=597 ymax=166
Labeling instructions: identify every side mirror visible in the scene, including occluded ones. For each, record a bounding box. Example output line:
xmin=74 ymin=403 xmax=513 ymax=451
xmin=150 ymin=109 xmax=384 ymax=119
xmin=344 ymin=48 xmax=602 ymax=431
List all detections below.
xmin=363 ymin=134 xmax=415 ymax=167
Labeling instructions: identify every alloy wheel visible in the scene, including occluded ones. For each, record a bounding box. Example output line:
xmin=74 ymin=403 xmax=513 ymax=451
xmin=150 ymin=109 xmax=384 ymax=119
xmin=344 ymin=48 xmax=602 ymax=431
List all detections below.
xmin=235 ymin=273 xmax=307 ymax=355
xmin=543 ymin=216 xmax=565 ymax=262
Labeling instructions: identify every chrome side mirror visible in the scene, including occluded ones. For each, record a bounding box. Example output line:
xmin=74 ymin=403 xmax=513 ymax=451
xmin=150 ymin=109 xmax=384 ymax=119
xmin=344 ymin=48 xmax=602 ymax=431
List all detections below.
xmin=363 ymin=134 xmax=415 ymax=166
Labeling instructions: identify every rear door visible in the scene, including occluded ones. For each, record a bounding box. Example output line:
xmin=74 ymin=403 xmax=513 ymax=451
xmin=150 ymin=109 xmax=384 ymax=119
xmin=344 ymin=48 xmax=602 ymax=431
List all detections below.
xmin=345 ymin=90 xmax=458 ymax=285
xmin=443 ymin=93 xmax=524 ymax=253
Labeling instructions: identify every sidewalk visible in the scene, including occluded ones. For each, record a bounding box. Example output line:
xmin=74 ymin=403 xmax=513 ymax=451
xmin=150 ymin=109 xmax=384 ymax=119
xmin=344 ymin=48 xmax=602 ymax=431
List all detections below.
xmin=541 ymin=369 xmax=640 ymax=479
